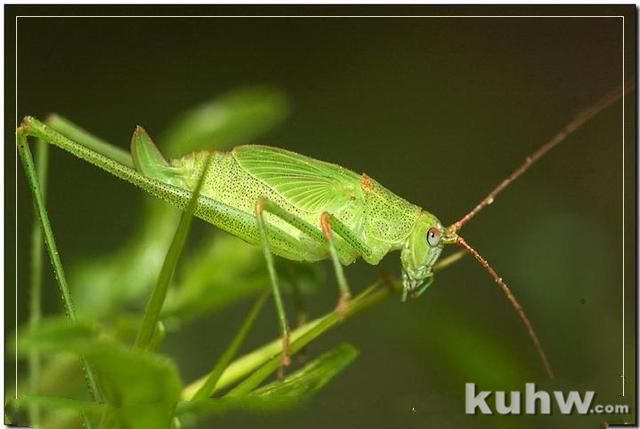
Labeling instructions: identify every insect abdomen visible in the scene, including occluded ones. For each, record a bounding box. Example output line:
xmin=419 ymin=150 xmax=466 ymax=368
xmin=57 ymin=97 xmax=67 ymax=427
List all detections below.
xmin=172 ymin=150 xmax=334 ymax=262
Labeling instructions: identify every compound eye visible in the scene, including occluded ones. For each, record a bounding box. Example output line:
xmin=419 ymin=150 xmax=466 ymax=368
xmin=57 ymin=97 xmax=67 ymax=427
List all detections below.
xmin=426 ymin=227 xmax=441 ymax=247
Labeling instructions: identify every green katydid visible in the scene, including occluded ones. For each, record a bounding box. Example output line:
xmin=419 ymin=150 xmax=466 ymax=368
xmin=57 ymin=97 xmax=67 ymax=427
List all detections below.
xmin=16 ymin=83 xmax=628 ymax=381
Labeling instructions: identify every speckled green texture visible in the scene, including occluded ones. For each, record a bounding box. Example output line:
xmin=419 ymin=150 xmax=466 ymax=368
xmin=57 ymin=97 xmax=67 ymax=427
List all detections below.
xmin=168 ymin=145 xmax=443 ymax=278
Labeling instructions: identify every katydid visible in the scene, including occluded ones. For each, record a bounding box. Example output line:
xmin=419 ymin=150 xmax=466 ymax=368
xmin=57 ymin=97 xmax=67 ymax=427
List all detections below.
xmin=16 ymin=83 xmax=628 ymax=381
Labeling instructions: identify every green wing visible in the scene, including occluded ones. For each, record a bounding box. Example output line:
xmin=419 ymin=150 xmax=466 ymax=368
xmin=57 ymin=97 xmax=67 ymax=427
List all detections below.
xmin=232 ymin=145 xmax=362 ymax=213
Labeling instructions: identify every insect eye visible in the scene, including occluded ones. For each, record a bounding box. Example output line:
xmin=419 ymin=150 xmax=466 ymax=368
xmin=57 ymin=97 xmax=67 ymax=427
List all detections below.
xmin=426 ymin=227 xmax=441 ymax=247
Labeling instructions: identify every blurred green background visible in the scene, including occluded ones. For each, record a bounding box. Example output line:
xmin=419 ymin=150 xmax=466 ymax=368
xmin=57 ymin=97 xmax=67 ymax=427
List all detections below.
xmin=9 ymin=8 xmax=636 ymax=428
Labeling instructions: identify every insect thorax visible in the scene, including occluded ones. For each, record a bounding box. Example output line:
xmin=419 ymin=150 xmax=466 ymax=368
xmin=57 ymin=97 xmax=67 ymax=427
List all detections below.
xmin=360 ymin=174 xmax=422 ymax=264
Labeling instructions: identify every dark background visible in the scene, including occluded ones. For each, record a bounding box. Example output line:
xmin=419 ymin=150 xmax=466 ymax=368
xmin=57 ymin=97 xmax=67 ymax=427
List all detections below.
xmin=7 ymin=5 xmax=637 ymax=428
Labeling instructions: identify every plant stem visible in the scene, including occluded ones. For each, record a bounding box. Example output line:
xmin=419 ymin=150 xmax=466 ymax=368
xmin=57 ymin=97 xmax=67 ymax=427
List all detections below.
xmin=28 ymin=139 xmax=48 ymax=425
xmin=16 ymin=130 xmax=103 ymax=406
xmin=181 ymin=250 xmax=465 ymax=400
xmin=226 ymin=282 xmax=385 ymax=396
xmin=182 ymin=284 xmax=385 ymax=398
xmin=192 ymin=288 xmax=270 ymax=400
xmin=134 ymin=154 xmax=213 ymax=350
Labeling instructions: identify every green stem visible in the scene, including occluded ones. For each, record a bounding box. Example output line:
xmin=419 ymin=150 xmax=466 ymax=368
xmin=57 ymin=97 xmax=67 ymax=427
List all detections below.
xmin=183 ymin=283 xmax=384 ymax=399
xmin=134 ymin=155 xmax=213 ymax=350
xmin=28 ymin=139 xmax=48 ymax=425
xmin=181 ymin=250 xmax=464 ymax=399
xmin=227 ymin=283 xmax=385 ymax=396
xmin=182 ymin=320 xmax=320 ymax=399
xmin=17 ymin=130 xmax=103 ymax=406
xmin=192 ymin=289 xmax=270 ymax=400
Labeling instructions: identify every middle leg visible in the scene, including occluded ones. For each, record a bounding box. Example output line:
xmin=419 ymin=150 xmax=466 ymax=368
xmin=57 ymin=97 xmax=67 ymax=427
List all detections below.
xmin=254 ymin=198 xmax=367 ymax=321
xmin=320 ymin=213 xmax=351 ymax=316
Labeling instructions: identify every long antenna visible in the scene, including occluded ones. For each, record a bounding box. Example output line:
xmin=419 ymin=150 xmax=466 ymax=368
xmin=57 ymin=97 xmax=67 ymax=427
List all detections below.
xmin=456 ymin=235 xmax=554 ymax=379
xmin=446 ymin=82 xmax=633 ymax=379
xmin=453 ymin=82 xmax=633 ymax=231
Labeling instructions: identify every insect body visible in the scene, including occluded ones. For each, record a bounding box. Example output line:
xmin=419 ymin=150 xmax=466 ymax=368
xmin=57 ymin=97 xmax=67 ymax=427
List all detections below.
xmin=138 ymin=143 xmax=444 ymax=294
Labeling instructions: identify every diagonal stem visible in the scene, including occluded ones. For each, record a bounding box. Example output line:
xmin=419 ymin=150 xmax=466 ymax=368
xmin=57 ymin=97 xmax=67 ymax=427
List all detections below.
xmin=134 ymin=154 xmax=213 ymax=350
xmin=181 ymin=250 xmax=464 ymax=399
xmin=192 ymin=288 xmax=271 ymax=400
xmin=28 ymin=138 xmax=48 ymax=425
xmin=17 ymin=129 xmax=103 ymax=405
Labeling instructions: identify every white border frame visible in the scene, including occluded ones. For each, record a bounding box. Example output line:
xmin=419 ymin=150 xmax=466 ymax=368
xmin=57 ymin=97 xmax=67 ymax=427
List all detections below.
xmin=8 ymin=10 xmax=628 ymax=416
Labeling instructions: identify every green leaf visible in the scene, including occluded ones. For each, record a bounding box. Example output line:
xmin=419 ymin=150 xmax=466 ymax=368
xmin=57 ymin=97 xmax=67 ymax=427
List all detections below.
xmin=176 ymin=344 xmax=357 ymax=425
xmin=161 ymin=86 xmax=289 ymax=157
xmin=35 ymin=354 xmax=86 ymax=397
xmin=252 ymin=343 xmax=359 ymax=398
xmin=15 ymin=318 xmax=183 ymax=429
xmin=188 ymin=259 xmax=449 ymax=399
xmin=12 ymin=394 xmax=103 ymax=416
xmin=176 ymin=395 xmax=295 ymax=421
xmin=226 ymin=285 xmax=380 ymax=397
xmin=33 ymin=410 xmax=83 ymax=429
xmin=16 ymin=316 xmax=99 ymax=355
xmin=8 ymin=394 xmax=103 ymax=429
xmin=86 ymin=343 xmax=182 ymax=429
xmin=183 ymin=283 xmax=383 ymax=400
xmin=182 ymin=319 xmax=322 ymax=400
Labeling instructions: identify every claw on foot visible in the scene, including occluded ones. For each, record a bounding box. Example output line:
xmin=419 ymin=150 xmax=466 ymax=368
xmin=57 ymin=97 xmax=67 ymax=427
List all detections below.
xmin=281 ymin=352 xmax=291 ymax=368
xmin=277 ymin=332 xmax=291 ymax=380
xmin=278 ymin=332 xmax=291 ymax=380
xmin=282 ymin=332 xmax=291 ymax=365
xmin=335 ymin=292 xmax=351 ymax=319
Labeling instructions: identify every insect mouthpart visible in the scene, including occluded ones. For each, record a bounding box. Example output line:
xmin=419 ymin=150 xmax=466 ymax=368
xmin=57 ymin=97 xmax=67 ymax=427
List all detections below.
xmin=400 ymin=270 xmax=433 ymax=302
xmin=402 ymin=270 xmax=422 ymax=292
